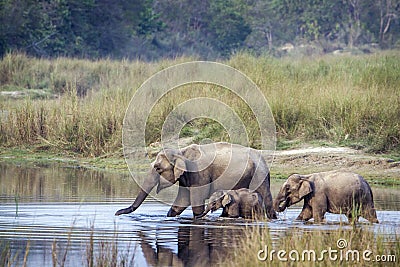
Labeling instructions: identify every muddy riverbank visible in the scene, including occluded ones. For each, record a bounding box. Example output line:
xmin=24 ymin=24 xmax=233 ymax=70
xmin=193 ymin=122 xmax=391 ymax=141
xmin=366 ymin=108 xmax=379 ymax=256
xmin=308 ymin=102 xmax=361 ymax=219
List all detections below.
xmin=1 ymin=144 xmax=399 ymax=184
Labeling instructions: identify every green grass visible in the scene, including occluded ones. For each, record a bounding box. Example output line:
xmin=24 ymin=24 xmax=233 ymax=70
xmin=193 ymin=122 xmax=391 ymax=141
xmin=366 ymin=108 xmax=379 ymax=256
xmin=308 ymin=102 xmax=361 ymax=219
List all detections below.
xmin=0 ymin=51 xmax=399 ymax=157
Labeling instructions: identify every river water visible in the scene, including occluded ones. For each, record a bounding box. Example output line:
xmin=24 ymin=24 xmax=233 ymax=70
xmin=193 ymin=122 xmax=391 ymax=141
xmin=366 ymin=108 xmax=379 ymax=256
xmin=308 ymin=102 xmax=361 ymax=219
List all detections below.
xmin=0 ymin=163 xmax=399 ymax=266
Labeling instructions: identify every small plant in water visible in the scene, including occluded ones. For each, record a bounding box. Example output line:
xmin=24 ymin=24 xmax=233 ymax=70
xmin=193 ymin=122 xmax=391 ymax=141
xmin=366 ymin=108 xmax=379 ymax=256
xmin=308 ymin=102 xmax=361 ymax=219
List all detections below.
xmin=14 ymin=194 xmax=19 ymax=218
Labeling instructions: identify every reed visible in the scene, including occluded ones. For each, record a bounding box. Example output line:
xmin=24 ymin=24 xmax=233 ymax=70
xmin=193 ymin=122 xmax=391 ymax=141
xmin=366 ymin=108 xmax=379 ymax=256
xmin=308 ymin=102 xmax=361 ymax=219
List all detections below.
xmin=0 ymin=51 xmax=399 ymax=156
xmin=0 ymin=240 xmax=30 ymax=267
xmin=228 ymin=52 xmax=400 ymax=152
xmin=227 ymin=224 xmax=399 ymax=266
xmin=50 ymin=225 xmax=135 ymax=267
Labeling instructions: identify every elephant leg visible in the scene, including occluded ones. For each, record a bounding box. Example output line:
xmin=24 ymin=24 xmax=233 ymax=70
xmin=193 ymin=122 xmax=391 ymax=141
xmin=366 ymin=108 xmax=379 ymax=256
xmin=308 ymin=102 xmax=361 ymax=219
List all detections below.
xmin=167 ymin=186 xmax=190 ymax=217
xmin=346 ymin=212 xmax=359 ymax=224
xmin=256 ymin=178 xmax=277 ymax=219
xmin=361 ymin=206 xmax=379 ymax=223
xmin=312 ymin=211 xmax=326 ymax=223
xmin=220 ymin=209 xmax=229 ymax=217
xmin=191 ymin=206 xmax=205 ymax=217
xmin=225 ymin=205 xmax=240 ymax=218
xmin=312 ymin=195 xmax=328 ymax=223
xmin=296 ymin=203 xmax=313 ymax=221
xmin=311 ymin=195 xmax=328 ymax=223
xmin=312 ymin=206 xmax=328 ymax=223
xmin=190 ymin=185 xmax=210 ymax=217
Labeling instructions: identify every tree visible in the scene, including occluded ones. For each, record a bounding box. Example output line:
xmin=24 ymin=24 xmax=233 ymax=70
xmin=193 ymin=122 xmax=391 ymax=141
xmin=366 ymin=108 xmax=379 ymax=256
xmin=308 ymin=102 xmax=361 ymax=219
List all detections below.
xmin=377 ymin=0 xmax=400 ymax=47
xmin=344 ymin=0 xmax=362 ymax=48
xmin=153 ymin=0 xmax=251 ymax=58
xmin=244 ymin=0 xmax=278 ymax=52
xmin=253 ymin=0 xmax=345 ymax=44
xmin=0 ymin=0 xmax=161 ymax=58
xmin=1 ymin=0 xmax=400 ymax=59
xmin=152 ymin=0 xmax=213 ymax=58
xmin=208 ymin=0 xmax=251 ymax=56
xmin=0 ymin=0 xmax=54 ymax=56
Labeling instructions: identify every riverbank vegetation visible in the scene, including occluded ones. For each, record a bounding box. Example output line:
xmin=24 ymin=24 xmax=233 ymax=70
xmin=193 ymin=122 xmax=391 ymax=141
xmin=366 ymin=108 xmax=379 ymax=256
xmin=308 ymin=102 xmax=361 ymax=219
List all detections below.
xmin=0 ymin=229 xmax=136 ymax=267
xmin=1 ymin=52 xmax=399 ymax=158
xmin=1 ymin=223 xmax=398 ymax=267
xmin=228 ymin=225 xmax=399 ymax=267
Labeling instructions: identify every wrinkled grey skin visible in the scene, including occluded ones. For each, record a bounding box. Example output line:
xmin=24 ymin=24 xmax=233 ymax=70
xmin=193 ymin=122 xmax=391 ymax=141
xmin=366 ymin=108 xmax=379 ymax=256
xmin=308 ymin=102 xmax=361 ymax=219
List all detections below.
xmin=115 ymin=142 xmax=276 ymax=219
xmin=274 ymin=171 xmax=379 ymax=223
xmin=196 ymin=188 xmax=265 ymax=219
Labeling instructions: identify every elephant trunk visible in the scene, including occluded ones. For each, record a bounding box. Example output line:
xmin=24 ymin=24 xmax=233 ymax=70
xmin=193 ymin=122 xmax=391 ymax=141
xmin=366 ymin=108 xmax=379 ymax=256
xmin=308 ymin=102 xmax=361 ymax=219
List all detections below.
xmin=115 ymin=189 xmax=149 ymax=216
xmin=115 ymin=171 xmax=159 ymax=216
xmin=273 ymin=199 xmax=280 ymax=211
xmin=273 ymin=195 xmax=287 ymax=212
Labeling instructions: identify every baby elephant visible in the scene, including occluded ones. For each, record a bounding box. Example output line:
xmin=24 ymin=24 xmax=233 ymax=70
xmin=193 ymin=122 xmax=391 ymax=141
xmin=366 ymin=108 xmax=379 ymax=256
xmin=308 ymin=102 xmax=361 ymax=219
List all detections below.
xmin=196 ymin=188 xmax=265 ymax=219
xmin=274 ymin=170 xmax=379 ymax=223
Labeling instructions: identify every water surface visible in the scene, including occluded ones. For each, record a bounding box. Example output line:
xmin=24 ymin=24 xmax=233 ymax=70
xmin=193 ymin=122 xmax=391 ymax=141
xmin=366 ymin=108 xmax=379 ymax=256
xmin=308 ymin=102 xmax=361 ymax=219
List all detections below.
xmin=0 ymin=163 xmax=399 ymax=266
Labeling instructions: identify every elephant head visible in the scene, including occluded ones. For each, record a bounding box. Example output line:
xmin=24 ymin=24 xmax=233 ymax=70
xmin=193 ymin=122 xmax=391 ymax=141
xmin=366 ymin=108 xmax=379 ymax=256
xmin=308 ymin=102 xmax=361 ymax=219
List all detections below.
xmin=153 ymin=149 xmax=187 ymax=193
xmin=274 ymin=174 xmax=313 ymax=212
xmin=115 ymin=148 xmax=187 ymax=216
xmin=195 ymin=190 xmax=230 ymax=218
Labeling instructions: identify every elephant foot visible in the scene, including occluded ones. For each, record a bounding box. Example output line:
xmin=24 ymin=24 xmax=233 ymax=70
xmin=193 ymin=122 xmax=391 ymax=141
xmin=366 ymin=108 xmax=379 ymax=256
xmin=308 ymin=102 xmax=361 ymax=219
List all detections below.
xmin=266 ymin=209 xmax=277 ymax=219
xmin=167 ymin=208 xmax=179 ymax=217
xmin=166 ymin=211 xmax=177 ymax=217
xmin=313 ymin=218 xmax=327 ymax=224
xmin=369 ymin=218 xmax=379 ymax=224
xmin=167 ymin=205 xmax=189 ymax=217
xmin=115 ymin=206 xmax=134 ymax=216
xmin=294 ymin=216 xmax=306 ymax=221
xmin=191 ymin=206 xmax=205 ymax=218
xmin=194 ymin=214 xmax=205 ymax=220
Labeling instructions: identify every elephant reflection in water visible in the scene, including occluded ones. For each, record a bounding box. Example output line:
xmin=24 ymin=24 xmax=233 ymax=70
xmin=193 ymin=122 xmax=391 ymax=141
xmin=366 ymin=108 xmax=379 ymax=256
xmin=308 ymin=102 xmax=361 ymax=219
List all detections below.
xmin=139 ymin=226 xmax=244 ymax=266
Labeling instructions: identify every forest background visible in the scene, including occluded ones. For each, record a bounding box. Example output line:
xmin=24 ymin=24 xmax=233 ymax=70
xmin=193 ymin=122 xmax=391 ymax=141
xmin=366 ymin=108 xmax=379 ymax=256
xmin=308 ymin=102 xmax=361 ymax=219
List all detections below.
xmin=1 ymin=0 xmax=400 ymax=59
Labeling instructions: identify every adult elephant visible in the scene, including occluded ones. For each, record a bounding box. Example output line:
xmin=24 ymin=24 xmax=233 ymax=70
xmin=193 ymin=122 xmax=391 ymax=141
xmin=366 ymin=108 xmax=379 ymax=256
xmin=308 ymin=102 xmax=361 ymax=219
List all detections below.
xmin=115 ymin=142 xmax=276 ymax=219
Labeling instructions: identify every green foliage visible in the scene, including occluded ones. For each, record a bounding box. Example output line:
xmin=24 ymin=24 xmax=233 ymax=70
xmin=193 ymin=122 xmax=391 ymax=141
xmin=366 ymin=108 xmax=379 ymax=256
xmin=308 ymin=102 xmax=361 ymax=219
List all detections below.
xmin=180 ymin=119 xmax=228 ymax=144
xmin=0 ymin=0 xmax=160 ymax=58
xmin=1 ymin=0 xmax=399 ymax=59
xmin=208 ymin=0 xmax=251 ymax=56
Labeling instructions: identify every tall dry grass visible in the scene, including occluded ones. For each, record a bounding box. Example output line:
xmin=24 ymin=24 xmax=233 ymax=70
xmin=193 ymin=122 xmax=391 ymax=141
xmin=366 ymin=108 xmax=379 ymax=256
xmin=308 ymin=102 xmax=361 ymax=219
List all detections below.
xmin=227 ymin=225 xmax=399 ymax=266
xmin=0 ymin=51 xmax=399 ymax=156
xmin=0 ymin=228 xmax=136 ymax=267
xmin=228 ymin=52 xmax=400 ymax=152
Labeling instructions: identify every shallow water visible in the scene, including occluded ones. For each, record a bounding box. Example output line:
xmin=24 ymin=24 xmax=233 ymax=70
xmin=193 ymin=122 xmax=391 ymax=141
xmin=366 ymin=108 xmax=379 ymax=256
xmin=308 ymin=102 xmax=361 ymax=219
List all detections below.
xmin=0 ymin=163 xmax=399 ymax=266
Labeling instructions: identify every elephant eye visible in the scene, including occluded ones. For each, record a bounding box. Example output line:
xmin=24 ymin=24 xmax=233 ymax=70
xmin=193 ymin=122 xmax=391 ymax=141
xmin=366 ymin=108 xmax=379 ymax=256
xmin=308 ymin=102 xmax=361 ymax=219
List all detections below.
xmin=154 ymin=165 xmax=163 ymax=173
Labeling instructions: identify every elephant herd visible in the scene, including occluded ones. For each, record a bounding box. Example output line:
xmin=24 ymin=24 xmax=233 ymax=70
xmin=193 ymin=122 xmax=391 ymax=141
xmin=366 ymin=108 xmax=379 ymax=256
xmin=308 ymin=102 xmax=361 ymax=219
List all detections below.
xmin=116 ymin=142 xmax=379 ymax=224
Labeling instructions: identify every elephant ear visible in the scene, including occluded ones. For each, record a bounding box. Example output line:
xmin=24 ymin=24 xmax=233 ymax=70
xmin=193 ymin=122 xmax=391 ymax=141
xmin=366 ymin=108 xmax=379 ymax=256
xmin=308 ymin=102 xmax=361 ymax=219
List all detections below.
xmin=173 ymin=157 xmax=186 ymax=182
xmin=222 ymin=193 xmax=232 ymax=207
xmin=299 ymin=179 xmax=312 ymax=198
xmin=182 ymin=144 xmax=201 ymax=161
xmin=251 ymin=193 xmax=260 ymax=205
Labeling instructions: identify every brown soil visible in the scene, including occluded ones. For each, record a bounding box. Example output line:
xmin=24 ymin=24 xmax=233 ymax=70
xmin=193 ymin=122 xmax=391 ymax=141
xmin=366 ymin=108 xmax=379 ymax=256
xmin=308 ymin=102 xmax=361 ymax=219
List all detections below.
xmin=270 ymin=146 xmax=400 ymax=179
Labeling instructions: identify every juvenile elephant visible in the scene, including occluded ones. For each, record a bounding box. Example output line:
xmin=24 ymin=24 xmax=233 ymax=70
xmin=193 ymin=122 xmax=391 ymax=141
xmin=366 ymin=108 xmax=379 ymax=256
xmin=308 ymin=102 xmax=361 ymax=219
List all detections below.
xmin=115 ymin=142 xmax=276 ymax=219
xmin=196 ymin=188 xmax=265 ymax=219
xmin=274 ymin=170 xmax=378 ymax=223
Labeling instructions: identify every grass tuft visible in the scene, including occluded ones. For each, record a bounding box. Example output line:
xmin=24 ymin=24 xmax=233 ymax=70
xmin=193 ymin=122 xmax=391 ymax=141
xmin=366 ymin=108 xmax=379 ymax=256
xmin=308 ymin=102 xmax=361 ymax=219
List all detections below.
xmin=226 ymin=224 xmax=399 ymax=266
